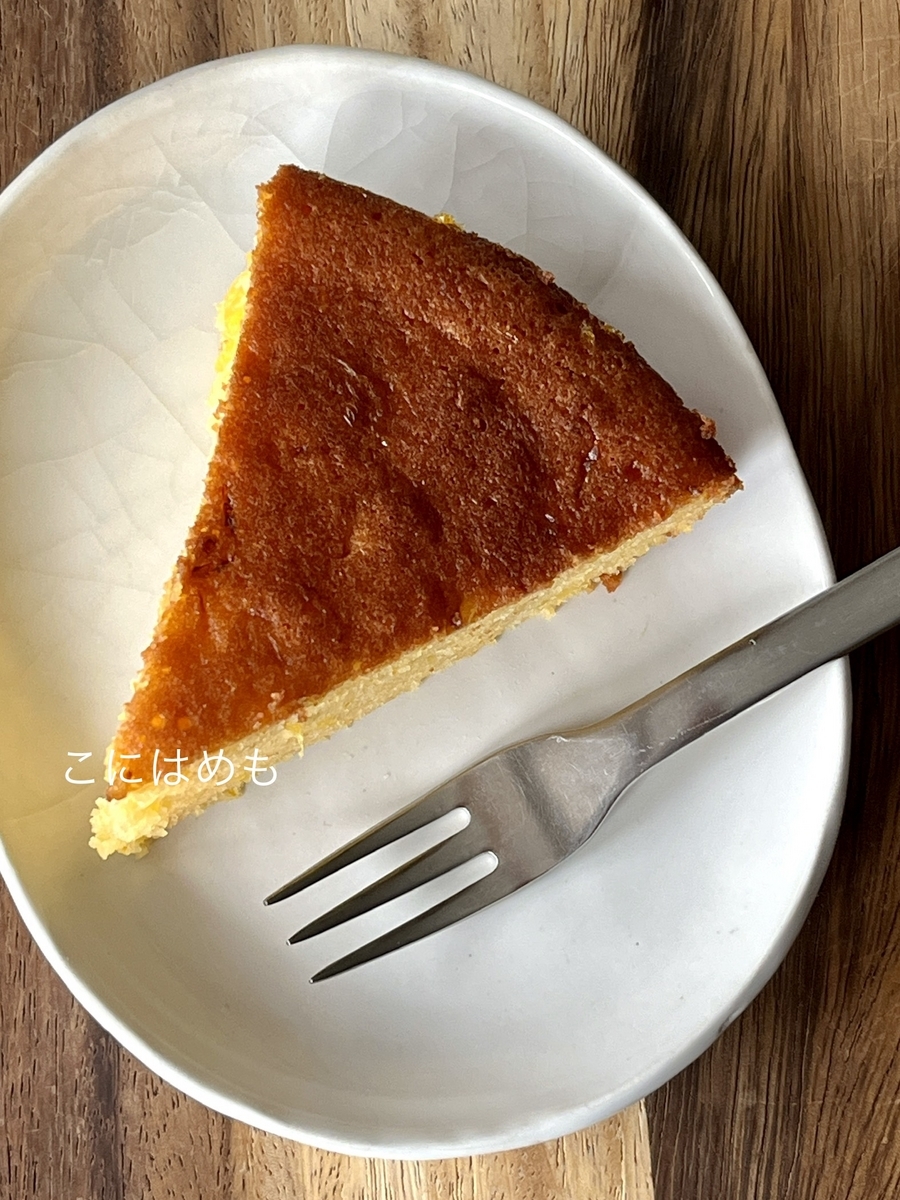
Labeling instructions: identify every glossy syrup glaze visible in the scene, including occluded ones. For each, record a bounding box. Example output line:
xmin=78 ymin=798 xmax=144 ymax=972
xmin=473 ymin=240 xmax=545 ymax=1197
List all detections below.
xmin=108 ymin=167 xmax=738 ymax=791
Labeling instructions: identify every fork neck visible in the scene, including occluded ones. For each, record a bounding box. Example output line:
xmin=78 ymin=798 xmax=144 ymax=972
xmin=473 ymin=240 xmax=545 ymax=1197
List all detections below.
xmin=582 ymin=545 xmax=900 ymax=772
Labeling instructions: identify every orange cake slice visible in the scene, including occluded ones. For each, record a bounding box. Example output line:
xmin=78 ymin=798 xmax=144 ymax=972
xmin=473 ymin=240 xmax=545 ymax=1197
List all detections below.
xmin=89 ymin=166 xmax=740 ymax=858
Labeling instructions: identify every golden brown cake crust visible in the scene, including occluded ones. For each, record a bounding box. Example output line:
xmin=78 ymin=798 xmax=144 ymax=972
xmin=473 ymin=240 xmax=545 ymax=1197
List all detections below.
xmin=107 ymin=166 xmax=738 ymax=792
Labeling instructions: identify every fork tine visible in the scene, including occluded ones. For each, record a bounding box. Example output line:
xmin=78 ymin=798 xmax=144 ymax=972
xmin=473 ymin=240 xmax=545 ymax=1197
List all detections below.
xmin=288 ymin=823 xmax=489 ymax=943
xmin=309 ymin=861 xmax=515 ymax=982
xmin=264 ymin=785 xmax=468 ymax=906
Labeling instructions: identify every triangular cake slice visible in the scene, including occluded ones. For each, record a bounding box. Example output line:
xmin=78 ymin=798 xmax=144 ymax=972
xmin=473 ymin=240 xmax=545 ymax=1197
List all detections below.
xmin=89 ymin=166 xmax=740 ymax=858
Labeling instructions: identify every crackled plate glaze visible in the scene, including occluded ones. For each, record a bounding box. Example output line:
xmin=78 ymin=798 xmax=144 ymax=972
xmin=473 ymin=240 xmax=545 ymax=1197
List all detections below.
xmin=0 ymin=47 xmax=847 ymax=1157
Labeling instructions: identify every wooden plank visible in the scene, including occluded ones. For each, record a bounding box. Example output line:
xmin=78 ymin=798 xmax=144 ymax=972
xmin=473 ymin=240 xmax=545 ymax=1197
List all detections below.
xmin=228 ymin=1107 xmax=653 ymax=1199
xmin=1 ymin=884 xmax=110 ymax=1200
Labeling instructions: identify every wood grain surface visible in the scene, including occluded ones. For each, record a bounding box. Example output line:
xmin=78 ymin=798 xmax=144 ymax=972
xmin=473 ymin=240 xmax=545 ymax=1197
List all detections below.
xmin=2 ymin=1 xmax=900 ymax=1197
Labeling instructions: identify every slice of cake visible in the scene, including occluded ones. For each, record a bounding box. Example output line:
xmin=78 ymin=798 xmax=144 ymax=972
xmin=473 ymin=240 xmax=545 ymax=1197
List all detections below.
xmin=89 ymin=166 xmax=740 ymax=859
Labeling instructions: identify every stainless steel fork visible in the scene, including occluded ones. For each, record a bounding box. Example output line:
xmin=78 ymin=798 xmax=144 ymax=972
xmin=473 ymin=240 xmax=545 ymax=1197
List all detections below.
xmin=266 ymin=546 xmax=900 ymax=981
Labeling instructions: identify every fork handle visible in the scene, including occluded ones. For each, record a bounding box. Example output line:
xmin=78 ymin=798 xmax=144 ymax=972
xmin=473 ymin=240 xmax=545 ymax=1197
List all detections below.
xmin=590 ymin=545 xmax=900 ymax=769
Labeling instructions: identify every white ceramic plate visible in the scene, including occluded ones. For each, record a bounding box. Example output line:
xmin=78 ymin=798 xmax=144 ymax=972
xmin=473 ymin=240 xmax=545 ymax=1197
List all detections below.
xmin=0 ymin=46 xmax=847 ymax=1158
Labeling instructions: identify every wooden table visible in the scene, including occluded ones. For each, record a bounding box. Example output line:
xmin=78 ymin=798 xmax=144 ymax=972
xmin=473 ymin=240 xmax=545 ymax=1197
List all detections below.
xmin=3 ymin=2 xmax=900 ymax=1197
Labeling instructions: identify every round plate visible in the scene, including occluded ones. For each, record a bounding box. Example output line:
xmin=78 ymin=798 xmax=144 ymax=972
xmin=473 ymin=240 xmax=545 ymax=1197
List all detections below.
xmin=0 ymin=46 xmax=847 ymax=1158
